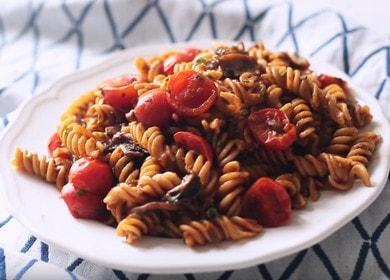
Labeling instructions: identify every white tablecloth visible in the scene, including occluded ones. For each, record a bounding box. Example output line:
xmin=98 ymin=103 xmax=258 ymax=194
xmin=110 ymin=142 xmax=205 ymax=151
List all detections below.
xmin=0 ymin=1 xmax=389 ymax=279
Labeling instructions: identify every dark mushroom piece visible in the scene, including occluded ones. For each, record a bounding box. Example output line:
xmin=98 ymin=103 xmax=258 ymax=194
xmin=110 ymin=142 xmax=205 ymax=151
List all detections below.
xmin=219 ymin=53 xmax=257 ymax=79
xmin=288 ymin=53 xmax=310 ymax=70
xmin=104 ymin=132 xmax=149 ymax=159
xmin=163 ymin=174 xmax=202 ymax=204
xmin=130 ymin=201 xmax=181 ymax=214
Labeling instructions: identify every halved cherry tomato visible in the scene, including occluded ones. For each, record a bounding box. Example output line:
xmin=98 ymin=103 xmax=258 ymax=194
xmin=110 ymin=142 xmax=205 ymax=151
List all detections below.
xmin=174 ymin=131 xmax=213 ymax=162
xmin=48 ymin=132 xmax=62 ymax=156
xmin=69 ymin=158 xmax=114 ymax=196
xmin=163 ymin=48 xmax=200 ymax=75
xmin=241 ymin=177 xmax=291 ymax=227
xmin=134 ymin=89 xmax=173 ymax=127
xmin=248 ymin=108 xmax=296 ymax=150
xmin=318 ymin=74 xmax=345 ymax=88
xmin=101 ymin=74 xmax=138 ymax=113
xmin=167 ymin=70 xmax=218 ymax=117
xmin=48 ymin=132 xmax=71 ymax=159
xmin=61 ymin=183 xmax=109 ymax=221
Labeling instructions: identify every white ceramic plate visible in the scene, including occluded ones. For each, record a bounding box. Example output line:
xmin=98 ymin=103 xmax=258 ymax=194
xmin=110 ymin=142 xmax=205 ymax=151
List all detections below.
xmin=1 ymin=42 xmax=389 ymax=274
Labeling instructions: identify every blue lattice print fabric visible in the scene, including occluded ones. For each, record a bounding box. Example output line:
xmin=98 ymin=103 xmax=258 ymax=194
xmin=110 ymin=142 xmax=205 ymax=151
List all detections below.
xmin=0 ymin=1 xmax=389 ymax=279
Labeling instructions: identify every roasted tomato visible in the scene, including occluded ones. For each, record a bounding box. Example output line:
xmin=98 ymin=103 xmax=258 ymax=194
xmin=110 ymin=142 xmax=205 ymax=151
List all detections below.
xmin=163 ymin=48 xmax=200 ymax=75
xmin=241 ymin=177 xmax=291 ymax=227
xmin=48 ymin=132 xmax=62 ymax=156
xmin=174 ymin=131 xmax=213 ymax=162
xmin=134 ymin=89 xmax=173 ymax=127
xmin=101 ymin=74 xmax=138 ymax=113
xmin=167 ymin=70 xmax=218 ymax=117
xmin=318 ymin=74 xmax=345 ymax=88
xmin=61 ymin=183 xmax=109 ymax=221
xmin=248 ymin=108 xmax=296 ymax=150
xmin=69 ymin=158 xmax=114 ymax=196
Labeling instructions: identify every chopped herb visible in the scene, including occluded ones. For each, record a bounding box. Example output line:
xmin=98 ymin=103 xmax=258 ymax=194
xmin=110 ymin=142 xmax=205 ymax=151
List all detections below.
xmin=206 ymin=207 xmax=220 ymax=220
xmin=195 ymin=58 xmax=206 ymax=65
xmin=76 ymin=190 xmax=85 ymax=197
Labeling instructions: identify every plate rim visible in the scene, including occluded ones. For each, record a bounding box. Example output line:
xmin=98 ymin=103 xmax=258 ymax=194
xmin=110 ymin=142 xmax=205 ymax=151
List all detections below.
xmin=1 ymin=41 xmax=390 ymax=274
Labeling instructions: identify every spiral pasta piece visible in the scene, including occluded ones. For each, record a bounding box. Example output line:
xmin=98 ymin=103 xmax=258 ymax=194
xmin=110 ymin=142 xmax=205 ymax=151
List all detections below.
xmin=347 ymin=132 xmax=381 ymax=186
xmin=104 ymin=183 xmax=139 ymax=222
xmin=290 ymin=98 xmax=317 ymax=140
xmin=265 ymin=84 xmax=283 ymax=108
xmin=219 ymin=76 xmax=264 ymax=107
xmin=319 ymin=153 xmax=353 ymax=190
xmin=85 ymin=102 xmax=121 ymax=131
xmin=323 ymin=84 xmax=351 ymax=126
xmin=263 ymin=66 xmax=322 ymax=110
xmin=60 ymin=89 xmax=101 ymax=122
xmin=212 ymin=133 xmax=246 ymax=167
xmin=58 ymin=122 xmax=103 ymax=158
xmin=349 ymin=103 xmax=372 ymax=128
xmin=257 ymin=148 xmax=293 ymax=166
xmin=217 ymin=161 xmax=249 ymax=216
xmin=275 ymin=173 xmax=306 ymax=209
xmin=133 ymin=81 xmax=160 ymax=96
xmin=107 ymin=147 xmax=139 ymax=184
xmin=134 ymin=56 xmax=163 ymax=82
xmin=122 ymin=121 xmax=166 ymax=162
xmin=171 ymin=146 xmax=218 ymax=196
xmin=138 ymin=172 xmax=181 ymax=198
xmin=117 ymin=212 xmax=161 ymax=243
xmin=293 ymin=154 xmax=328 ymax=177
xmin=180 ymin=216 xmax=262 ymax=247
xmin=139 ymin=156 xmax=162 ymax=178
xmin=12 ymin=147 xmax=71 ymax=190
xmin=326 ymin=127 xmax=358 ymax=155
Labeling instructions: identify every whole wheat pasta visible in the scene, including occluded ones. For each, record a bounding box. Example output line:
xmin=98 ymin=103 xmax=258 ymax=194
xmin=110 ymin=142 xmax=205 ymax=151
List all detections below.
xmin=11 ymin=42 xmax=381 ymax=247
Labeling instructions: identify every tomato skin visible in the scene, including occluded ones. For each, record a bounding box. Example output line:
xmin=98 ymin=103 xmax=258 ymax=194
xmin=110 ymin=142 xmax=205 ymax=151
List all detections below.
xmin=167 ymin=70 xmax=218 ymax=117
xmin=248 ymin=108 xmax=297 ymax=151
xmin=69 ymin=158 xmax=114 ymax=196
xmin=48 ymin=132 xmax=62 ymax=156
xmin=61 ymin=183 xmax=109 ymax=221
xmin=101 ymin=74 xmax=139 ymax=113
xmin=318 ymin=74 xmax=345 ymax=88
xmin=241 ymin=177 xmax=291 ymax=227
xmin=174 ymin=131 xmax=213 ymax=162
xmin=134 ymin=89 xmax=173 ymax=127
xmin=163 ymin=48 xmax=200 ymax=75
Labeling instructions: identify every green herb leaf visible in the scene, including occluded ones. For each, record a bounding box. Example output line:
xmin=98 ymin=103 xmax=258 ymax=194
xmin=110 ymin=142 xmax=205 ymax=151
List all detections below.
xmin=195 ymin=58 xmax=206 ymax=65
xmin=76 ymin=190 xmax=85 ymax=197
xmin=206 ymin=207 xmax=220 ymax=220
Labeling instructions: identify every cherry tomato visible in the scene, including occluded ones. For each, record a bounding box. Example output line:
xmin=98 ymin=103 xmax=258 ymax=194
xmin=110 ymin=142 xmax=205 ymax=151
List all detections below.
xmin=248 ymin=108 xmax=297 ymax=150
xmin=48 ymin=132 xmax=62 ymax=156
xmin=61 ymin=183 xmax=109 ymax=221
xmin=134 ymin=89 xmax=173 ymax=127
xmin=167 ymin=70 xmax=218 ymax=117
xmin=101 ymin=74 xmax=138 ymax=113
xmin=69 ymin=158 xmax=114 ymax=196
xmin=318 ymin=74 xmax=345 ymax=88
xmin=241 ymin=177 xmax=291 ymax=227
xmin=174 ymin=131 xmax=213 ymax=162
xmin=163 ymin=48 xmax=200 ymax=75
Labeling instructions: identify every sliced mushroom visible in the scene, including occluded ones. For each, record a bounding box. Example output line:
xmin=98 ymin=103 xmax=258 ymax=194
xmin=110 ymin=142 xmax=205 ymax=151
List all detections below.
xmin=288 ymin=53 xmax=310 ymax=70
xmin=219 ymin=53 xmax=257 ymax=78
xmin=163 ymin=174 xmax=201 ymax=204
xmin=104 ymin=132 xmax=149 ymax=159
xmin=130 ymin=201 xmax=181 ymax=214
